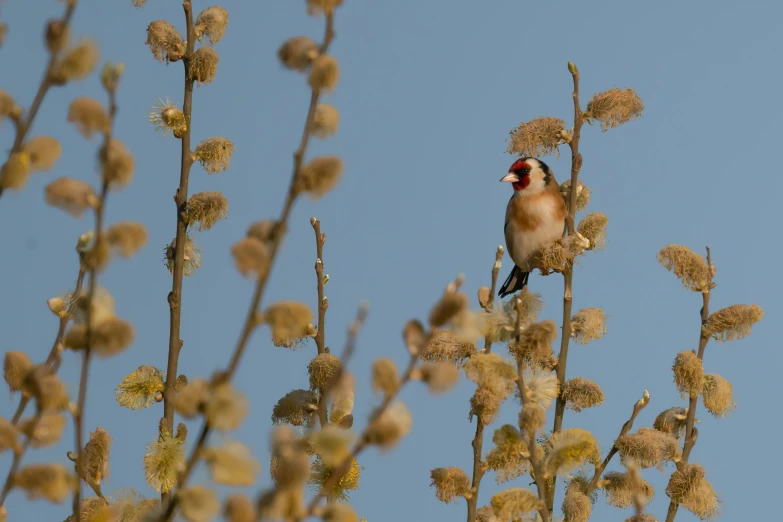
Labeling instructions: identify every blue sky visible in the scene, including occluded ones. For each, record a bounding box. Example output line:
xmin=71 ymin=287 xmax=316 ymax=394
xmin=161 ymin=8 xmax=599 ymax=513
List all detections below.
xmin=0 ymin=0 xmax=779 ymax=521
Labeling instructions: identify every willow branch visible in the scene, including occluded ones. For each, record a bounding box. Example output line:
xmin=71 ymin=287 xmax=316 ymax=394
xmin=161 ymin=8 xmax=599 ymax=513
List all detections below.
xmin=161 ymin=3 xmax=197 ymax=504
xmin=72 ymin=87 xmax=118 ymax=522
xmin=157 ymin=12 xmax=338 ymax=522
xmin=0 ymin=0 xmax=78 ymax=200
xmin=304 ymin=351 xmax=418 ymax=519
xmin=0 ymin=419 xmax=37 ymax=507
xmin=548 ymin=62 xmax=584 ymax=512
xmin=312 ymin=218 xmax=329 ymax=428
xmin=584 ymin=391 xmax=650 ymax=495
xmin=664 ymin=247 xmax=713 ymax=522
xmin=466 ymin=247 xmax=504 ymax=522
xmin=512 ymin=297 xmax=552 ymax=522
xmin=10 ymin=265 xmax=86 ymax=425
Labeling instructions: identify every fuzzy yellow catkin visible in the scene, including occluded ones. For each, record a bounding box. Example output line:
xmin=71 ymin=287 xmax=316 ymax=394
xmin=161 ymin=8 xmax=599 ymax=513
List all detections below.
xmin=278 ymin=36 xmax=320 ymax=71
xmin=224 ymin=495 xmax=256 ymax=522
xmin=570 ymin=307 xmax=607 ymax=345
xmin=418 ymin=362 xmax=460 ymax=394
xmin=616 ymin=427 xmax=681 ymax=470
xmin=665 ymin=464 xmax=720 ymax=520
xmin=22 ymin=368 xmax=69 ymax=412
xmin=522 ymin=370 xmax=559 ymax=408
xmin=194 ymin=137 xmax=235 ymax=173
xmin=189 ymin=46 xmax=220 ymax=84
xmin=510 ymin=319 xmax=557 ymax=366
xmin=429 ymin=467 xmax=470 ymax=504
xmin=67 ymin=497 xmax=108 ymax=522
xmin=585 ymin=88 xmax=644 ymax=131
xmin=4 ymin=351 xmax=34 ymax=392
xmin=270 ymin=426 xmax=312 ymax=487
xmin=296 ymin=155 xmax=343 ymax=199
xmin=577 ymin=212 xmax=608 ymax=250
xmin=705 ymin=303 xmax=764 ymax=341
xmin=657 ymin=245 xmax=711 ymax=292
xmin=470 ymin=386 xmax=504 ymax=425
xmin=490 ymin=488 xmax=540 ymax=520
xmin=44 ymin=178 xmax=98 ymax=217
xmin=106 ymin=221 xmax=148 ymax=257
xmin=543 ymin=428 xmax=600 ymax=477
xmin=322 ymin=504 xmax=359 ymax=522
xmin=145 ymin=20 xmax=185 ymax=62
xmin=246 ymin=219 xmax=278 ymax=243
xmin=308 ymin=352 xmax=341 ymax=389
xmin=272 ymin=388 xmax=318 ymax=427
xmin=562 ymin=478 xmax=592 ymax=522
xmin=559 ymin=179 xmax=591 ymax=212
xmin=329 ymin=373 xmax=354 ymax=425
xmin=464 ymin=353 xmax=517 ymax=396
xmin=365 ymin=401 xmax=412 ymax=449
xmin=178 ymin=485 xmax=220 ymax=522
xmin=429 ymin=292 xmax=469 ymax=327
xmin=0 ymin=89 xmax=20 ymax=123
xmin=68 ymin=97 xmax=109 ymax=138
xmin=421 ymin=330 xmax=477 ymax=365
xmin=313 ymin=104 xmax=340 ymax=138
xmin=702 ymin=374 xmax=735 ymax=417
xmin=519 ymin=402 xmax=546 ymax=435
xmin=115 ymin=365 xmax=165 ymax=410
xmin=50 ymin=39 xmax=100 ymax=84
xmin=506 ymin=116 xmax=567 ymax=158
xmin=308 ymin=55 xmax=340 ymax=91
xmin=174 ymin=378 xmax=210 ymax=418
xmin=231 ymin=237 xmax=269 ymax=279
xmin=561 ymin=377 xmax=605 ymax=411
xmin=307 ymin=425 xmax=353 ymax=467
xmin=20 ymin=412 xmax=66 ymax=448
xmin=64 ymin=317 xmax=135 ymax=357
xmin=265 ymin=301 xmax=314 ymax=347
xmin=485 ymin=425 xmax=529 ymax=483
xmin=0 ymin=418 xmax=21 ymax=454
xmin=205 ymin=382 xmax=248 ymax=432
xmin=307 ymin=0 xmax=344 ymax=16
xmin=149 ymin=98 xmax=187 ymax=137
xmin=101 ymin=139 xmax=135 ymax=189
xmin=195 ymin=6 xmax=229 ymax=45
xmin=81 ymin=427 xmax=111 ymax=487
xmin=13 ymin=464 xmax=76 ymax=502
xmin=165 ymin=233 xmax=202 ymax=276
xmin=672 ymin=351 xmax=704 ymax=398
xmin=653 ymin=406 xmax=688 ymax=437
xmin=144 ymin=435 xmax=185 ymax=493
xmin=187 ymin=191 xmax=228 ymax=231
xmin=603 ymin=471 xmax=655 ymax=508
xmin=0 ymin=153 xmax=32 ymax=190
xmin=203 ymin=441 xmax=260 ymax=486
xmin=372 ymin=358 xmax=399 ymax=396
xmin=22 ymin=136 xmax=61 ymax=171
xmin=309 ymin=455 xmax=360 ymax=502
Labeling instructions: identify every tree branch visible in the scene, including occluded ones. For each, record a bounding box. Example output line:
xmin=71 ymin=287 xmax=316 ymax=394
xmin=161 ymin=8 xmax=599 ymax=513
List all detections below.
xmin=71 ymin=85 xmax=118 ymax=522
xmin=156 ymin=12 xmax=338 ymax=522
xmin=466 ymin=246 xmax=504 ymax=522
xmin=548 ymin=61 xmax=585 ymax=512
xmin=664 ymin=247 xmax=713 ymax=522
xmin=161 ymin=2 xmax=197 ymax=503
xmin=584 ymin=391 xmax=650 ymax=495
xmin=0 ymin=0 xmax=79 ymax=200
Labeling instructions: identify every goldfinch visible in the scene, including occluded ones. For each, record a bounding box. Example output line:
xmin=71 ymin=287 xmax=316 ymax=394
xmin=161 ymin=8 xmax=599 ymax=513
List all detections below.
xmin=498 ymin=157 xmax=566 ymax=298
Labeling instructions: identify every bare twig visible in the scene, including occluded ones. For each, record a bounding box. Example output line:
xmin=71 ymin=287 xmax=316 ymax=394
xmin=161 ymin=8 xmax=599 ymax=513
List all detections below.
xmin=0 ymin=422 xmax=36 ymax=506
xmin=157 ymin=12 xmax=339 ymax=522
xmin=548 ymin=62 xmax=585 ymax=512
xmin=312 ymin=217 xmax=330 ymax=428
xmin=664 ymin=247 xmax=713 ymax=522
xmin=514 ymin=297 xmax=551 ymax=522
xmin=71 ymin=79 xmax=118 ymax=522
xmin=466 ymin=247 xmax=504 ymax=522
xmin=584 ymin=391 xmax=650 ymax=495
xmin=0 ymin=0 xmax=79 ymax=200
xmin=161 ymin=3 xmax=197 ymax=504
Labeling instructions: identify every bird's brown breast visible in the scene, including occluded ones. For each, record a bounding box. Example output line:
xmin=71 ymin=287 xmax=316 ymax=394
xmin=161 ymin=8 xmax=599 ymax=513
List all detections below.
xmin=509 ymin=189 xmax=566 ymax=232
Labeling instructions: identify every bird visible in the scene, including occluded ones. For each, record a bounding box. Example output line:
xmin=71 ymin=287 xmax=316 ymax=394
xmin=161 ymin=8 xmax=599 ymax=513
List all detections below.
xmin=498 ymin=157 xmax=566 ymax=298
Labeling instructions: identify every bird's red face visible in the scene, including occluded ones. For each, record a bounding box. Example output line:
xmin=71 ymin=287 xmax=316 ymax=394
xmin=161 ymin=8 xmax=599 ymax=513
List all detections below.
xmin=500 ymin=159 xmax=533 ymax=191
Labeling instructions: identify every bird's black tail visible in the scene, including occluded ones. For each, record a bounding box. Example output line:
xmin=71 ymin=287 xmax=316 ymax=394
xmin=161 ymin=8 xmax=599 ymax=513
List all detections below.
xmin=498 ymin=266 xmax=529 ymax=298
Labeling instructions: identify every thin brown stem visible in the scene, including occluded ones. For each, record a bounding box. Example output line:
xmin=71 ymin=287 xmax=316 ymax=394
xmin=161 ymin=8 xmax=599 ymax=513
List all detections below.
xmin=466 ymin=247 xmax=504 ymax=522
xmin=304 ymin=352 xmax=418 ymax=518
xmin=665 ymin=247 xmax=713 ymax=522
xmin=312 ymin=218 xmax=330 ymax=428
xmin=161 ymin=3 xmax=197 ymax=505
xmin=0 ymin=425 xmax=36 ymax=506
xmin=0 ymin=1 xmax=78 ymax=200
xmin=71 ymin=84 xmax=118 ymax=522
xmin=157 ymin=12 xmax=338 ymax=522
xmin=513 ymin=297 xmax=551 ymax=522
xmin=584 ymin=392 xmax=650 ymax=495
xmin=548 ymin=62 xmax=585 ymax=512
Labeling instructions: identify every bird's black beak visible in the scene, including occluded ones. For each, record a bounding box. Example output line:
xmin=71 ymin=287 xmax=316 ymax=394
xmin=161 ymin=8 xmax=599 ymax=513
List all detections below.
xmin=500 ymin=172 xmax=519 ymax=183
